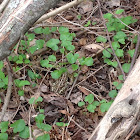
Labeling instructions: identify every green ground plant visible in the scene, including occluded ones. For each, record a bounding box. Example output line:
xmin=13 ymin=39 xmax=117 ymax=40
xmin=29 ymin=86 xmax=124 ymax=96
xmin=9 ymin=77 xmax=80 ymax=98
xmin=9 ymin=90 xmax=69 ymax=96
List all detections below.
xmin=0 ymin=8 xmax=138 ymax=140
xmin=98 ymin=9 xmax=137 ymax=106
xmin=78 ymin=94 xmax=113 ymax=113
xmin=78 ymin=9 xmax=138 ymax=113
xmin=97 ymin=9 xmax=137 ymax=71
xmin=0 ymin=26 xmax=94 ymax=139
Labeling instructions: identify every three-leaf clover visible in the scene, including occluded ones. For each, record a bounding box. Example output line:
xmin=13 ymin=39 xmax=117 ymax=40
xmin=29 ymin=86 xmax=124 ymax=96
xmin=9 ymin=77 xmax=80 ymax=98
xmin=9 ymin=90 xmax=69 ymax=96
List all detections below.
xmin=115 ymin=49 xmax=124 ymax=57
xmin=19 ymin=126 xmax=30 ymax=139
xmin=66 ymin=53 xmax=79 ymax=64
xmin=96 ymin=36 xmax=107 ymax=43
xmin=84 ymin=94 xmax=94 ymax=104
xmin=108 ymin=90 xmax=117 ymax=98
xmin=36 ymin=134 xmax=50 ymax=140
xmin=0 ymin=133 xmax=8 ymax=140
xmin=46 ymin=39 xmax=60 ymax=51
xmin=78 ymin=101 xmax=85 ymax=107
xmin=115 ymin=9 xmax=124 ymax=14
xmin=100 ymin=101 xmax=113 ymax=112
xmin=10 ymin=119 xmax=25 ymax=133
xmin=0 ymin=122 xmax=9 ymax=133
xmin=51 ymin=67 xmax=67 ymax=79
xmin=122 ymin=63 xmax=130 ymax=73
xmin=103 ymin=48 xmax=113 ymax=58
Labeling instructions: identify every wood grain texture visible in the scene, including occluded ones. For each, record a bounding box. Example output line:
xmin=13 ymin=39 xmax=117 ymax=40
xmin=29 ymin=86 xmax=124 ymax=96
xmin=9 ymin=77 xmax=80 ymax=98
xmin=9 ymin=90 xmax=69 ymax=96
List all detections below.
xmin=0 ymin=0 xmax=61 ymax=60
xmin=89 ymin=56 xmax=140 ymax=140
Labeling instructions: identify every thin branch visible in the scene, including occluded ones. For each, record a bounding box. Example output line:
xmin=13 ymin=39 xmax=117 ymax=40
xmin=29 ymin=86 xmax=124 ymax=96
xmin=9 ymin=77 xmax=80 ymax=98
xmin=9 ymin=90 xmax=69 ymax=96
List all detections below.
xmin=66 ymin=70 xmax=80 ymax=99
xmin=34 ymin=0 xmax=84 ymax=25
xmin=71 ymin=118 xmax=87 ymax=132
xmin=0 ymin=0 xmax=10 ymax=13
xmin=58 ymin=13 xmax=102 ymax=37
xmin=75 ymin=64 xmax=107 ymax=86
xmin=0 ymin=58 xmax=13 ymax=122
xmin=31 ymin=22 xmax=104 ymax=31
xmin=125 ymin=125 xmax=137 ymax=140
xmin=97 ymin=0 xmax=126 ymax=80
xmin=81 ymin=5 xmax=98 ymax=25
xmin=78 ymin=85 xmax=108 ymax=102
xmin=28 ymin=105 xmax=33 ymax=139
xmin=129 ymin=34 xmax=140 ymax=73
xmin=103 ymin=7 xmax=139 ymax=34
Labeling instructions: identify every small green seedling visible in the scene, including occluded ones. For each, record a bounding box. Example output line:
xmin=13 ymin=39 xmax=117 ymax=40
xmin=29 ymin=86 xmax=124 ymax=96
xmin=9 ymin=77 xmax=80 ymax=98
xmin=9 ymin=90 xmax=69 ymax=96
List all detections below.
xmin=84 ymin=20 xmax=91 ymax=27
xmin=35 ymin=114 xmax=52 ymax=140
xmin=14 ymin=79 xmax=30 ymax=88
xmin=78 ymin=94 xmax=114 ymax=113
xmin=56 ymin=122 xmax=68 ymax=127
xmin=29 ymin=96 xmax=43 ymax=105
xmin=78 ymin=94 xmax=99 ymax=113
xmin=100 ymin=100 xmax=113 ymax=112
xmin=10 ymin=119 xmax=30 ymax=139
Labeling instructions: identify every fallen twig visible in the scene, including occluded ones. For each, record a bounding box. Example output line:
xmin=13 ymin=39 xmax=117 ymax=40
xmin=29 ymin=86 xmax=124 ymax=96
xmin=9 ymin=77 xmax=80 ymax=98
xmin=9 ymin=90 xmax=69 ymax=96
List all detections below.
xmin=97 ymin=0 xmax=126 ymax=80
xmin=35 ymin=0 xmax=84 ymax=25
xmin=66 ymin=70 xmax=80 ymax=99
xmin=0 ymin=58 xmax=13 ymax=122
xmin=129 ymin=34 xmax=140 ymax=72
xmin=58 ymin=13 xmax=101 ymax=37
xmin=76 ymin=64 xmax=107 ymax=86
xmin=103 ymin=6 xmax=139 ymax=34
xmin=0 ymin=0 xmax=10 ymax=13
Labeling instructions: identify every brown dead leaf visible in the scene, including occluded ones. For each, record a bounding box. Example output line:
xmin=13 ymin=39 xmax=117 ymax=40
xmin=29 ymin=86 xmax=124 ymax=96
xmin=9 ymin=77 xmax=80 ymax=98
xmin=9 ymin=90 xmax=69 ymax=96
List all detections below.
xmin=29 ymin=39 xmax=36 ymax=46
xmin=58 ymin=110 xmax=69 ymax=115
xmin=81 ymin=132 xmax=91 ymax=140
xmin=78 ymin=0 xmax=93 ymax=14
xmin=136 ymin=0 xmax=140 ymax=8
xmin=76 ymin=50 xmax=86 ymax=58
xmin=8 ymin=100 xmax=19 ymax=108
xmin=33 ymin=129 xmax=44 ymax=138
xmin=40 ymin=84 xmax=49 ymax=93
xmin=106 ymin=0 xmax=120 ymax=7
xmin=96 ymin=106 xmax=105 ymax=117
xmin=0 ymin=111 xmax=15 ymax=121
xmin=67 ymin=100 xmax=77 ymax=115
xmin=81 ymin=65 xmax=89 ymax=74
xmin=83 ymin=43 xmax=103 ymax=53
xmin=91 ymin=112 xmax=99 ymax=127
xmin=42 ymin=93 xmax=67 ymax=109
xmin=78 ymin=75 xmax=87 ymax=82
xmin=67 ymin=65 xmax=74 ymax=74
xmin=79 ymin=38 xmax=87 ymax=46
xmin=70 ymin=92 xmax=83 ymax=104
xmin=135 ymin=136 xmax=140 ymax=140
xmin=44 ymin=105 xmax=62 ymax=123
xmin=65 ymin=15 xmax=74 ymax=20
xmin=77 ymin=85 xmax=90 ymax=96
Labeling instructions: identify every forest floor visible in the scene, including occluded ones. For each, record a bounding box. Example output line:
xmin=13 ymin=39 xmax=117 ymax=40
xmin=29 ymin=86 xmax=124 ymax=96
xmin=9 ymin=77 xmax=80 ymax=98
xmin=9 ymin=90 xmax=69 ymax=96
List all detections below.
xmin=1 ymin=0 xmax=140 ymax=140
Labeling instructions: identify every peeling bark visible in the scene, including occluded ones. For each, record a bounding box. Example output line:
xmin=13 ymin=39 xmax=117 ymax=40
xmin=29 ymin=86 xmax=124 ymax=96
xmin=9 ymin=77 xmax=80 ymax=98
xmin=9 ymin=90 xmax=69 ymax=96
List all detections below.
xmin=89 ymin=56 xmax=140 ymax=140
xmin=0 ymin=0 xmax=60 ymax=60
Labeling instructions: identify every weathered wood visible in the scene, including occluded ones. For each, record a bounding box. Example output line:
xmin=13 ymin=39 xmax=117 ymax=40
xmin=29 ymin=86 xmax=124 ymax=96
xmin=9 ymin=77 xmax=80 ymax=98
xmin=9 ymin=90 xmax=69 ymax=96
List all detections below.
xmin=0 ymin=0 xmax=60 ymax=60
xmin=89 ymin=56 xmax=140 ymax=140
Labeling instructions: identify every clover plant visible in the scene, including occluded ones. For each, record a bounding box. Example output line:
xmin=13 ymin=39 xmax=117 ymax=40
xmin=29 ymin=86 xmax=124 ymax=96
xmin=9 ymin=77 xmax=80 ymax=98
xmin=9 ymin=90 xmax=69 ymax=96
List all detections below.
xmin=78 ymin=94 xmax=100 ymax=113
xmin=0 ymin=8 xmax=137 ymax=139
xmin=35 ymin=113 xmax=52 ymax=140
xmin=0 ymin=119 xmax=30 ymax=139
